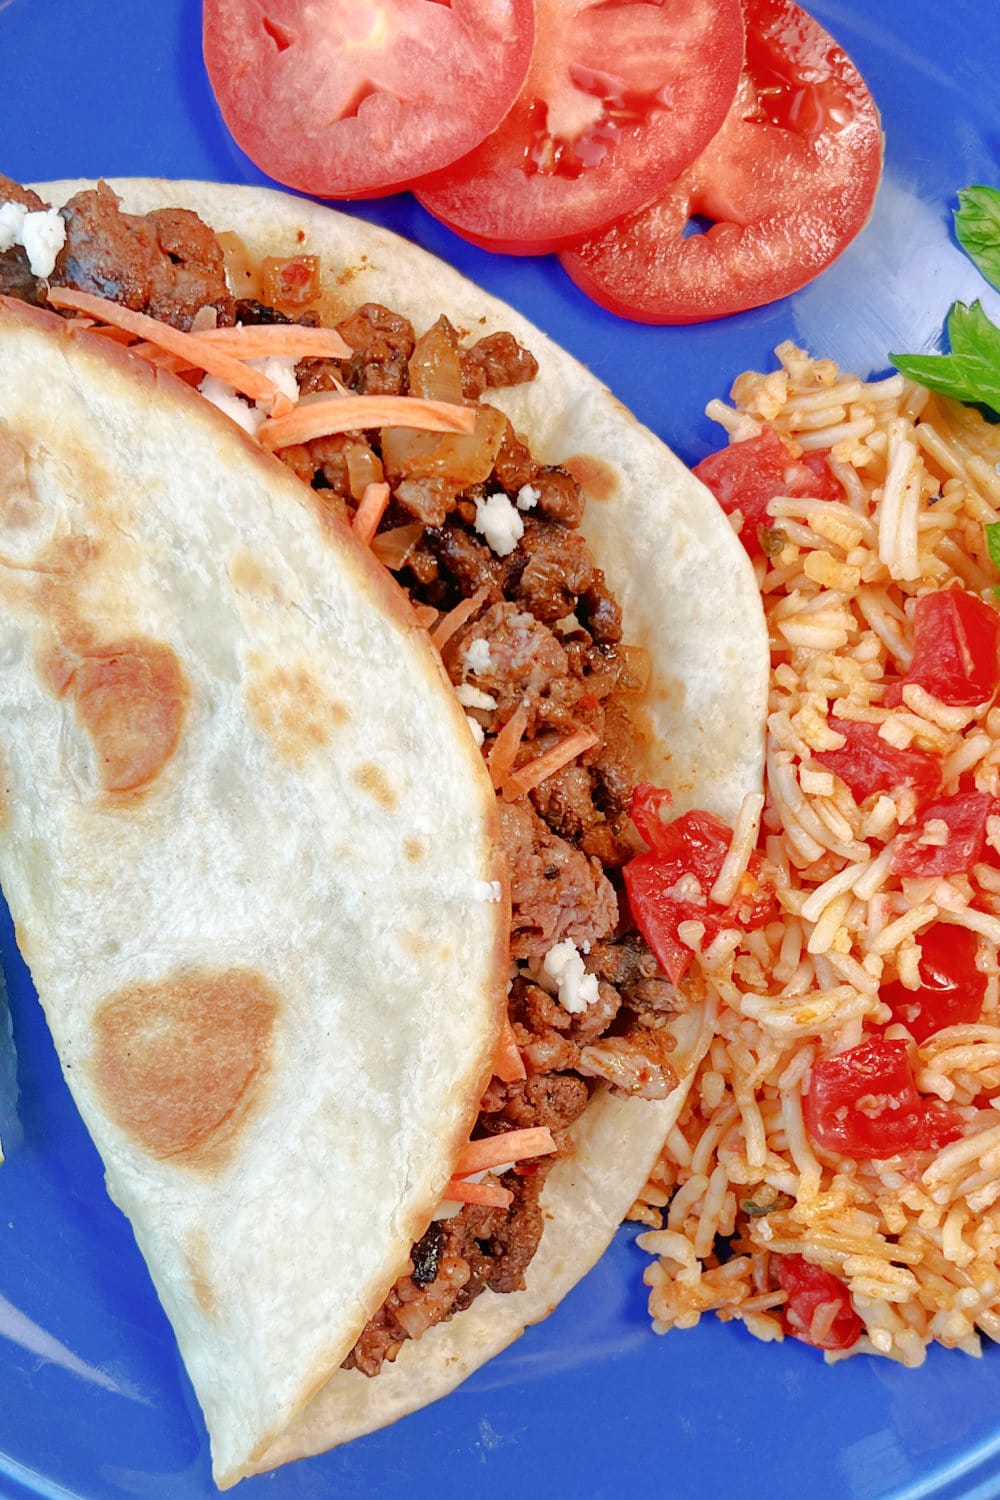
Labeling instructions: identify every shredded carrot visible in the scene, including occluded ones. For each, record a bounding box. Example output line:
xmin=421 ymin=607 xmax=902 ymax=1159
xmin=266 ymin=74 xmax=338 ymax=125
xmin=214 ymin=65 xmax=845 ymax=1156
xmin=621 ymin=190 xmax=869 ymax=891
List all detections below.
xmin=441 ymin=1177 xmax=513 ymax=1210
xmin=352 ymin=481 xmax=391 ymax=545
xmin=454 ymin=1127 xmax=557 ymax=1178
xmin=68 ymin=319 xmax=135 ymax=345
xmin=493 ymin=1013 xmax=526 ymax=1083
xmin=431 ymin=583 xmax=491 ymax=651
xmin=127 ymin=341 xmax=193 ymax=375
xmin=370 ymin=522 xmax=424 ymax=571
xmin=194 ymin=324 xmax=351 ymax=359
xmin=46 ymin=287 xmax=292 ymax=414
xmin=501 ymin=728 xmax=600 ymax=804
xmin=411 ymin=603 xmax=439 ymax=630
xmin=257 ymin=394 xmax=476 ymax=451
xmin=488 ymin=701 xmax=530 ymax=790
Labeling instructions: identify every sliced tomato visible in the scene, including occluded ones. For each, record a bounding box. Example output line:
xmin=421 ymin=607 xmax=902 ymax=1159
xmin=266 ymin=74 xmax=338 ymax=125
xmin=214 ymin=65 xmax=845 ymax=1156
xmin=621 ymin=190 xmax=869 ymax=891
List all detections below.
xmin=881 ymin=924 xmax=986 ymax=1044
xmin=415 ymin=0 xmax=745 ymax=253
xmin=774 ymin=1256 xmax=862 ymax=1352
xmin=816 ymin=719 xmax=941 ymax=807
xmin=886 ymin=588 xmax=1000 ymax=708
xmin=892 ymin=789 xmax=1000 ymax=878
xmin=623 ymin=793 xmax=776 ymax=984
xmin=803 ymin=1039 xmax=962 ymax=1160
xmin=203 ymin=0 xmax=535 ymax=198
xmin=692 ymin=426 xmax=842 ymax=559
xmin=559 ymin=0 xmax=883 ymax=323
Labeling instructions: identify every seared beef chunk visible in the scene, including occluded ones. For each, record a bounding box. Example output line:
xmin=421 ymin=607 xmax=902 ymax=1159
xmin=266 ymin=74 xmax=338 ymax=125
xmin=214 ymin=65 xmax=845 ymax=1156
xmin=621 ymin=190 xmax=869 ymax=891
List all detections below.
xmin=0 ymin=175 xmax=46 ymax=211
xmin=480 ymin=1073 xmax=591 ymax=1134
xmin=492 ymin=420 xmax=537 ymax=494
xmin=533 ymin=467 xmax=585 ymax=528
xmin=450 ymin=602 xmax=580 ymax=733
xmin=504 ymin=518 xmax=596 ymax=624
xmin=592 ymin=699 xmax=642 ymax=814
xmin=579 ymin=571 xmax=623 ymax=643
xmin=0 ymin=246 xmax=42 ymax=305
xmin=498 ymin=800 xmax=617 ymax=959
xmin=233 ymin=297 xmax=296 ymax=325
xmin=426 ymin=524 xmax=503 ymax=598
xmin=530 ymin=762 xmax=599 ymax=841
xmin=51 ymin=183 xmax=230 ymax=329
xmin=337 ymin=301 xmax=415 ymax=395
xmin=461 ymin=331 xmax=538 ymax=400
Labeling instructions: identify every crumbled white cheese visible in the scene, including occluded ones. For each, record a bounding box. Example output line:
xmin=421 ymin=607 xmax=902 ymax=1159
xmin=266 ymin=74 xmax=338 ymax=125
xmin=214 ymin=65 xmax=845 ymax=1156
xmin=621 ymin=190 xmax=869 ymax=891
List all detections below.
xmin=474 ymin=490 xmax=524 ymax=557
xmin=542 ymin=940 xmax=600 ymax=1015
xmin=0 ymin=202 xmax=26 ymax=254
xmin=516 ymin=482 xmax=541 ymax=511
xmin=466 ymin=714 xmax=485 ymax=747
xmin=20 ymin=209 xmax=66 ymax=278
xmin=462 ymin=637 xmax=493 ymax=675
xmin=247 ymin=354 xmax=300 ymax=405
xmin=456 ymin=683 xmax=498 ymax=710
xmin=471 ymin=880 xmax=503 ymax=903
xmin=0 ymin=202 xmax=67 ymax=278
xmin=198 ymin=374 xmax=265 ymax=436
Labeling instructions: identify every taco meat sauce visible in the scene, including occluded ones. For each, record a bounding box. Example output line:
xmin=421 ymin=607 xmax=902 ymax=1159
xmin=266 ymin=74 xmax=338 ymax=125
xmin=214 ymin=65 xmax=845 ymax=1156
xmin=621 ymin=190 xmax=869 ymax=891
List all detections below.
xmin=0 ymin=175 xmax=753 ymax=1375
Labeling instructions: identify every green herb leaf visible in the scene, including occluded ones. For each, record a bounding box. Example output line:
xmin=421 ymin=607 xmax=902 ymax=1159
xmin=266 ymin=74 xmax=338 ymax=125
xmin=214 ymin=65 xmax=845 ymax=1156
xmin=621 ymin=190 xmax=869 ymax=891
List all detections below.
xmin=955 ymin=186 xmax=1000 ymax=293
xmin=986 ymin=522 xmax=1000 ymax=573
xmin=891 ymin=300 xmax=1000 ymax=416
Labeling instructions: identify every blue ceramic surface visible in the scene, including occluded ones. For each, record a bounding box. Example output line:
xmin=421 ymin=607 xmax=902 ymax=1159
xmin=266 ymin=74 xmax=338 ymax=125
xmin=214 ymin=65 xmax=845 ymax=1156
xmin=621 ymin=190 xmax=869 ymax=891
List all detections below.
xmin=1 ymin=3 xmax=999 ymax=1496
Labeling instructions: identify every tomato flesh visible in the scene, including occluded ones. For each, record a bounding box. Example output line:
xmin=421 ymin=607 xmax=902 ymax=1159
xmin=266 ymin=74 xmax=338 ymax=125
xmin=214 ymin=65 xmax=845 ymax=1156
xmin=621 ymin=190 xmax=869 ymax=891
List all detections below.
xmin=416 ymin=0 xmax=745 ymax=253
xmin=559 ymin=0 xmax=883 ymax=323
xmin=623 ymin=790 xmax=776 ymax=984
xmin=203 ymin=0 xmax=535 ymax=198
xmin=816 ymin=719 xmax=941 ymax=807
xmin=803 ymin=1038 xmax=962 ymax=1159
xmin=887 ymin=589 xmax=1000 ymax=708
xmin=774 ymin=1255 xmax=863 ymax=1352
xmin=892 ymin=789 xmax=1000 ymax=878
xmin=881 ymin=924 xmax=986 ymax=1044
xmin=692 ymin=427 xmax=841 ymax=559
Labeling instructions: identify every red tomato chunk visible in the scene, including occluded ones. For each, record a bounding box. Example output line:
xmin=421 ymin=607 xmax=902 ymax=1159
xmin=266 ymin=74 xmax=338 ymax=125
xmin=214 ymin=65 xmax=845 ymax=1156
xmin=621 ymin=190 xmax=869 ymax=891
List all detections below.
xmin=623 ymin=787 xmax=776 ymax=984
xmin=881 ymin=924 xmax=986 ymax=1044
xmin=892 ymin=789 xmax=1000 ymax=877
xmin=887 ymin=588 xmax=1000 ymax=708
xmin=803 ymin=1038 xmax=962 ymax=1159
xmin=692 ymin=427 xmax=841 ymax=559
xmin=775 ymin=1255 xmax=863 ymax=1352
xmin=817 ymin=718 xmax=941 ymax=806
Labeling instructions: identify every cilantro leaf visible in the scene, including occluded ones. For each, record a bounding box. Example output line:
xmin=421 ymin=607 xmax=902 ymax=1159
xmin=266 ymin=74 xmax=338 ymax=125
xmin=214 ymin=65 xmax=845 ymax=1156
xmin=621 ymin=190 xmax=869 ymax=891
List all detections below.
xmin=986 ymin=522 xmax=1000 ymax=574
xmin=891 ymin=300 xmax=1000 ymax=415
xmin=955 ymin=186 xmax=1000 ymax=292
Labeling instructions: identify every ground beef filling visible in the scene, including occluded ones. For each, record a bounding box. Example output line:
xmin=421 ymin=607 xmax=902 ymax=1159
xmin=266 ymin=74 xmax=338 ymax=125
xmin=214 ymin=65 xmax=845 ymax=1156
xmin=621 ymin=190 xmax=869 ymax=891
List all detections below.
xmin=0 ymin=180 xmax=679 ymax=1375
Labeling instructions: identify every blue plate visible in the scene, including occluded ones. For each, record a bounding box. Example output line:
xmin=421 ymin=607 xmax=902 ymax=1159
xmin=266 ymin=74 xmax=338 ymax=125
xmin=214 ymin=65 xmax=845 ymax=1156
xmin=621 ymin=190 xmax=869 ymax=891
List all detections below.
xmin=1 ymin=2 xmax=999 ymax=1496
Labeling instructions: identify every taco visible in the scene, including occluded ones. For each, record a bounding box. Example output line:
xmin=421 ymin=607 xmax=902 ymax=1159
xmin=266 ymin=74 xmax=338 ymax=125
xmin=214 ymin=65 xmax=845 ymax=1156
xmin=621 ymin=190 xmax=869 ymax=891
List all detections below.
xmin=0 ymin=175 xmax=768 ymax=1484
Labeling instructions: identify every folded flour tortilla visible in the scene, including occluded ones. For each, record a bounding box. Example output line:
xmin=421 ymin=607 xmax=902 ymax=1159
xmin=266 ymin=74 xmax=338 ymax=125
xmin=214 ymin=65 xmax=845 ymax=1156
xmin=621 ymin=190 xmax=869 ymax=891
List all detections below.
xmin=12 ymin=180 xmax=769 ymax=1483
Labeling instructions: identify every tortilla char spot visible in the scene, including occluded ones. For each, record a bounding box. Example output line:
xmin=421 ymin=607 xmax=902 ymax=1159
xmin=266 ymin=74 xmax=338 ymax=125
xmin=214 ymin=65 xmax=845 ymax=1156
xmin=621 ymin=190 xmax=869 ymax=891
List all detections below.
xmin=52 ymin=638 xmax=190 ymax=795
xmin=186 ymin=1231 xmax=216 ymax=1319
xmin=0 ymin=426 xmax=38 ymax=532
xmin=562 ymin=453 xmax=619 ymax=503
xmin=229 ymin=550 xmax=284 ymax=603
xmin=353 ymin=761 xmax=397 ymax=811
xmin=91 ymin=968 xmax=278 ymax=1168
xmin=245 ymin=660 xmax=347 ymax=765
xmin=404 ymin=836 xmax=424 ymax=864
